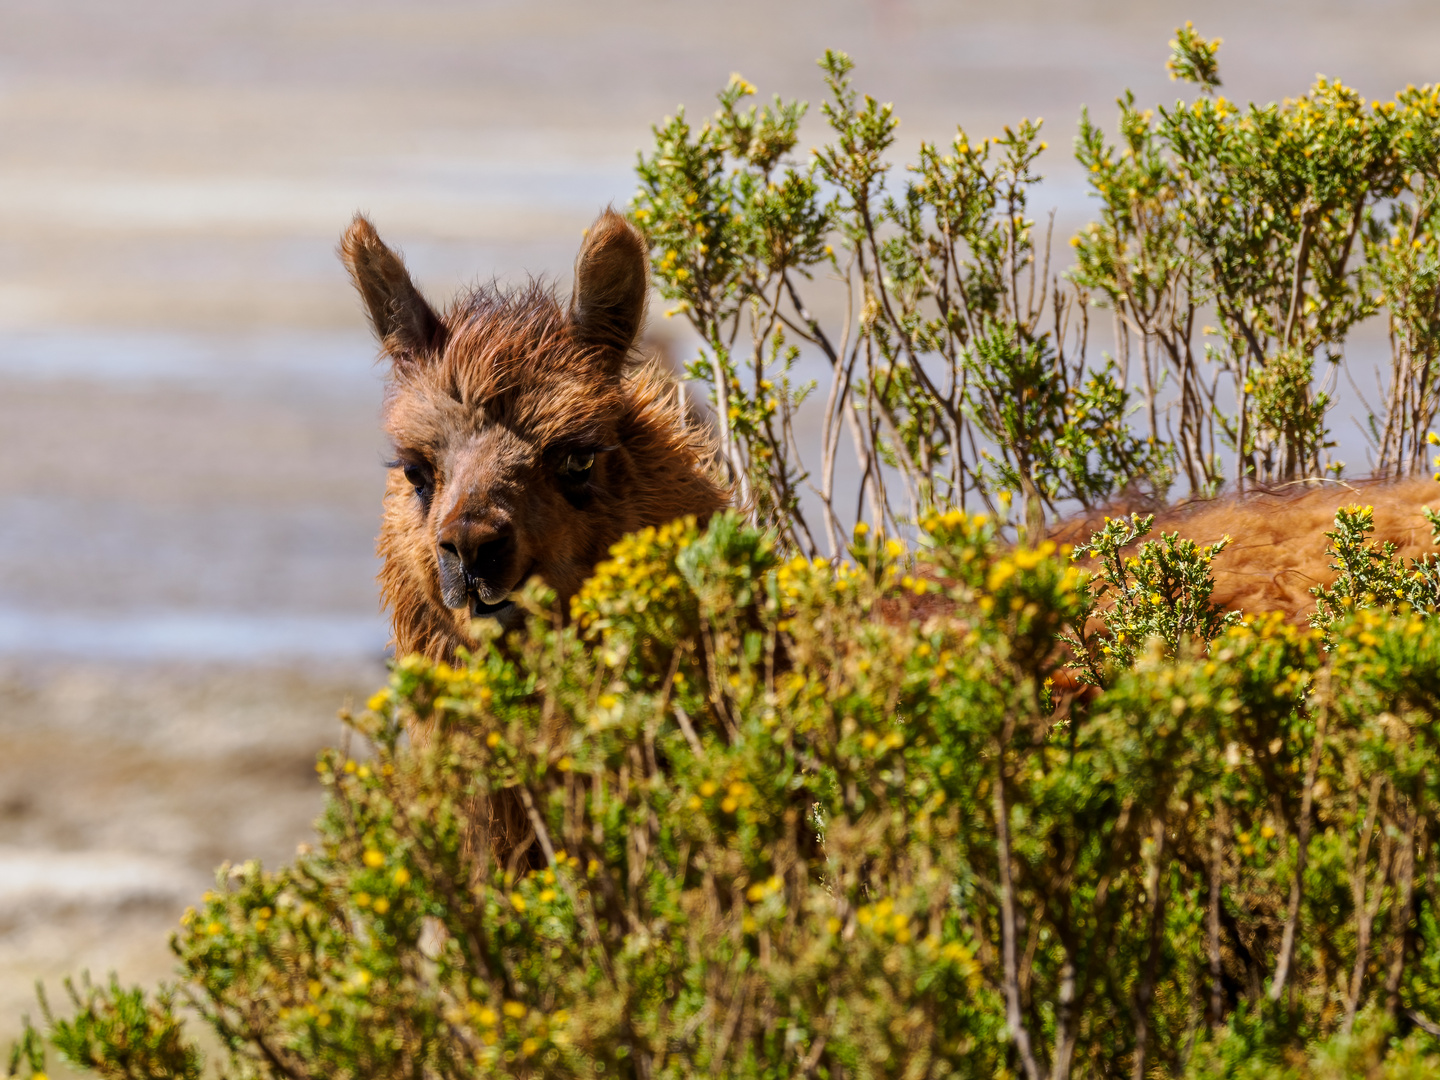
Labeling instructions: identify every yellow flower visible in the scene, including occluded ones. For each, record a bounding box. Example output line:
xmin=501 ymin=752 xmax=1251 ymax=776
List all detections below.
xmin=393 ymin=867 xmax=411 ymax=886
xmin=372 ymin=897 xmax=390 ymax=914
xmin=503 ymin=1001 xmax=528 ymax=1019
xmin=510 ymin=892 xmax=527 ymax=913
xmin=363 ymin=849 xmax=385 ymax=868
xmin=486 ymin=732 xmax=501 ymax=749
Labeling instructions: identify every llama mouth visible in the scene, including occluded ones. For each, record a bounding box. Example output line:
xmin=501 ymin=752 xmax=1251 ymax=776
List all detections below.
xmin=466 ymin=563 xmax=538 ymax=620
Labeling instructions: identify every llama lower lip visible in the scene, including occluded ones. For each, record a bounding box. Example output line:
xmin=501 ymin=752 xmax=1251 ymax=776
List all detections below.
xmin=469 ymin=597 xmax=514 ymax=619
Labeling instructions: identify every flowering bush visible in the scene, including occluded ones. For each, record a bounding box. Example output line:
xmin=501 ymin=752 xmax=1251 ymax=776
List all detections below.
xmin=11 ymin=512 xmax=1440 ymax=1079
xmin=1311 ymin=503 xmax=1440 ymax=641
xmin=1064 ymin=512 xmax=1239 ymax=685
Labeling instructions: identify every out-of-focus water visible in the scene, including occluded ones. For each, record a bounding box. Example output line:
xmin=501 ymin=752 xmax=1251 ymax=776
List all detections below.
xmin=3 ymin=0 xmax=1440 ymax=1042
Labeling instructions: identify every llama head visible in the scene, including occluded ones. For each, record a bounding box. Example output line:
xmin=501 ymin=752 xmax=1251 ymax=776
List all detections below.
xmin=342 ymin=209 xmax=726 ymax=657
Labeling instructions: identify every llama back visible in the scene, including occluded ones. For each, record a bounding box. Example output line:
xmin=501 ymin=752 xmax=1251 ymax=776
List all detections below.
xmin=1057 ymin=479 xmax=1440 ymax=623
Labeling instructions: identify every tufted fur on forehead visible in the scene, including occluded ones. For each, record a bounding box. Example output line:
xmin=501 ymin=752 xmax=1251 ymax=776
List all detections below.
xmin=386 ymin=280 xmax=629 ymax=451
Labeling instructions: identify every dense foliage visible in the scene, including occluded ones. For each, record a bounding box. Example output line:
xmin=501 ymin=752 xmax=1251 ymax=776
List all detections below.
xmin=11 ymin=25 xmax=1440 ymax=1080
xmin=8 ymin=511 xmax=1440 ymax=1079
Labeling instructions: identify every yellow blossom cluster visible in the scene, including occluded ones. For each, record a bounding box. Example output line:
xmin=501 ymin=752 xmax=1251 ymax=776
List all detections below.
xmin=464 ymin=997 xmax=571 ymax=1056
xmin=986 ymin=540 xmax=1067 ymax=592
xmin=919 ymin=507 xmax=989 ymax=539
xmin=855 ymin=898 xmax=913 ymax=943
xmin=745 ymin=875 xmax=783 ymax=904
xmin=572 ymin=516 xmax=695 ymax=629
xmin=773 ymin=543 xmax=890 ymax=607
xmin=687 ymin=777 xmax=754 ymax=815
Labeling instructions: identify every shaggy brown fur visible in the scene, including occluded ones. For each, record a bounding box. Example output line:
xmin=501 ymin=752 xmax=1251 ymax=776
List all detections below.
xmin=342 ymin=209 xmax=729 ymax=660
xmin=1054 ymin=478 xmax=1440 ymax=623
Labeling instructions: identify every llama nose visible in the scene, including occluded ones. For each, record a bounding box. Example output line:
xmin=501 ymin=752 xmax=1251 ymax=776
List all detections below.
xmin=436 ymin=518 xmax=515 ymax=601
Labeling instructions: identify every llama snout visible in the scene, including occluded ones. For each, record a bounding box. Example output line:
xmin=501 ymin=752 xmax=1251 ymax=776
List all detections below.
xmin=435 ymin=514 xmax=523 ymax=617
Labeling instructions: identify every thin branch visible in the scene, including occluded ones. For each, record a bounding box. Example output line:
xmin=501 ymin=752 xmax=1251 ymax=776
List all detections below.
xmin=1270 ymin=688 xmax=1330 ymax=1002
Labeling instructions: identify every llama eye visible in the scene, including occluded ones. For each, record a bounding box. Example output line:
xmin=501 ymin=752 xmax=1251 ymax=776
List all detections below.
xmin=401 ymin=462 xmax=433 ymax=498
xmin=561 ymin=451 xmax=595 ymax=476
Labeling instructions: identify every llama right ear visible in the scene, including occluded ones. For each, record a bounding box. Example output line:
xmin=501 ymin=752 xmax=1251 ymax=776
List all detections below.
xmin=570 ymin=209 xmax=649 ymax=360
xmin=340 ymin=216 xmax=444 ymax=364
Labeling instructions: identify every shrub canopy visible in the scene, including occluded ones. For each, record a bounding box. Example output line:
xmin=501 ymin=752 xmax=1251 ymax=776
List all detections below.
xmin=11 ymin=511 xmax=1440 ymax=1079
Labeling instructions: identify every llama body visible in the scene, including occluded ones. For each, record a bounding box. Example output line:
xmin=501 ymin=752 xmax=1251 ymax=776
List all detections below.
xmin=1055 ymin=478 xmax=1440 ymax=622
xmin=1154 ymin=478 xmax=1440 ymax=621
xmin=342 ymin=210 xmax=728 ymax=660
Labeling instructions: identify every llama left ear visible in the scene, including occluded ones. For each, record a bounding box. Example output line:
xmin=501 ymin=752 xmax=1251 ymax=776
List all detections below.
xmin=340 ymin=215 xmax=445 ymax=366
xmin=570 ymin=209 xmax=649 ymax=361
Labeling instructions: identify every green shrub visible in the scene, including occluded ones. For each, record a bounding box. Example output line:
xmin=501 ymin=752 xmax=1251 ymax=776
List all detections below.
xmin=1063 ymin=513 xmax=1239 ymax=685
xmin=12 ymin=512 xmax=1440 ymax=1079
xmin=1311 ymin=503 xmax=1440 ymax=642
xmin=634 ymin=30 xmax=1440 ymax=546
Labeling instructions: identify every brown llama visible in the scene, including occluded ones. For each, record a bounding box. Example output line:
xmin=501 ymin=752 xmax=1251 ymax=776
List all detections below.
xmin=341 ymin=209 xmax=729 ymax=662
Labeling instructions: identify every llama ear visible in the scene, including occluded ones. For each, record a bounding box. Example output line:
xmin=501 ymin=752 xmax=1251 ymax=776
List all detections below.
xmin=340 ymin=216 xmax=444 ymax=363
xmin=570 ymin=209 xmax=649 ymax=359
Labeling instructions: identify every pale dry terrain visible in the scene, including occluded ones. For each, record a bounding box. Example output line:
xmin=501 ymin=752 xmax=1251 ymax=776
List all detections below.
xmin=0 ymin=658 xmax=380 ymax=1037
xmin=3 ymin=0 xmax=1440 ymax=1056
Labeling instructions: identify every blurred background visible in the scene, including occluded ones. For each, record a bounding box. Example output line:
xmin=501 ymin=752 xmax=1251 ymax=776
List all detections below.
xmin=2 ymin=0 xmax=1438 ymax=1042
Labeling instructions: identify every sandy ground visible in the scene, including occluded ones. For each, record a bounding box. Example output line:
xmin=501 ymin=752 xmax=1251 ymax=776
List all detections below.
xmin=0 ymin=658 xmax=383 ymax=1045
xmin=4 ymin=0 xmax=1440 ymax=1060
